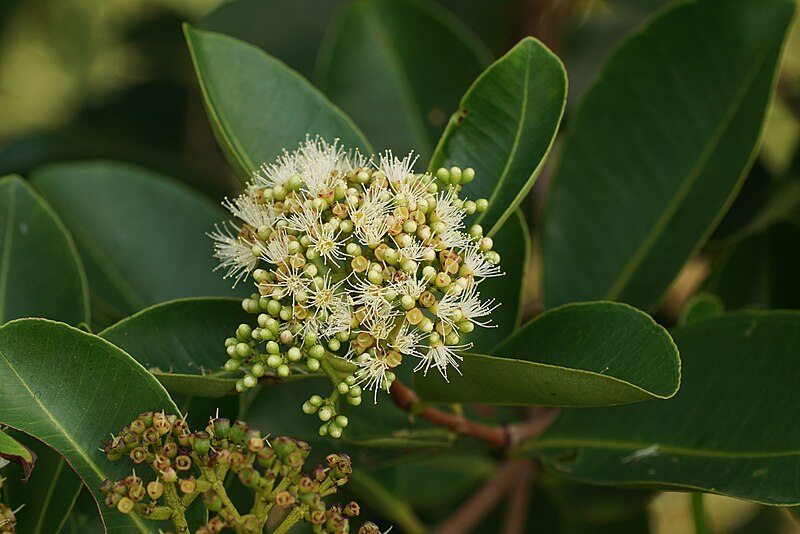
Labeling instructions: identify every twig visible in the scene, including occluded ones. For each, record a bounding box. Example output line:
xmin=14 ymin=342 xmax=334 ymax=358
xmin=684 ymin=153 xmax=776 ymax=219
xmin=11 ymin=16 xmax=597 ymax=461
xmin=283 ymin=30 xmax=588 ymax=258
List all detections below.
xmin=435 ymin=460 xmax=533 ymax=534
xmin=389 ymin=380 xmax=560 ymax=450
xmin=503 ymin=461 xmax=537 ymax=534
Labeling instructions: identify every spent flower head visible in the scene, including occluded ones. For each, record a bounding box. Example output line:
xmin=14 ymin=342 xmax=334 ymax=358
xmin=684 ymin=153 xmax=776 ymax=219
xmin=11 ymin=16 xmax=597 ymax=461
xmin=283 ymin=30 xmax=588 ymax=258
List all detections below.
xmin=211 ymin=137 xmax=503 ymax=437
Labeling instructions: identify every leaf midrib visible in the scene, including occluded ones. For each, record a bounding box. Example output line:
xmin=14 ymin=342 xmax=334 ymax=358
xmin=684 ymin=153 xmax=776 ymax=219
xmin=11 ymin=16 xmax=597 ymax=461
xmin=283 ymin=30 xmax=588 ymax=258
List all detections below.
xmin=605 ymin=34 xmax=779 ymax=301
xmin=0 ymin=346 xmax=150 ymax=533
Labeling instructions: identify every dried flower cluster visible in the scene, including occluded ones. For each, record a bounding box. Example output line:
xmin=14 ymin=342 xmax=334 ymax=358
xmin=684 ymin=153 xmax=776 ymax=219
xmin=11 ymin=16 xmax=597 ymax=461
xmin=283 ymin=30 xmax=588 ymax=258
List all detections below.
xmin=210 ymin=137 xmax=503 ymax=436
xmin=0 ymin=470 xmax=16 ymax=534
xmin=101 ymin=411 xmax=379 ymax=534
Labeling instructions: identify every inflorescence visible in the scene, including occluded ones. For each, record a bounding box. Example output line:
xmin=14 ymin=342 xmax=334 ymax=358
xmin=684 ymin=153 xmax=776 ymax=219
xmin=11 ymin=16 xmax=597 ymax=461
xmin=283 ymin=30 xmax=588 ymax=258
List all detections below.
xmin=101 ymin=412 xmax=380 ymax=534
xmin=210 ymin=137 xmax=503 ymax=437
xmin=0 ymin=471 xmax=16 ymax=534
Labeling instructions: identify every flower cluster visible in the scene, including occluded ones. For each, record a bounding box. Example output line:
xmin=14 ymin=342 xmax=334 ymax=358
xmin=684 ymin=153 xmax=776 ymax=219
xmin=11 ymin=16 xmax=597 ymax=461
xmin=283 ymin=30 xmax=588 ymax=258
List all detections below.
xmin=210 ymin=137 xmax=503 ymax=436
xmin=101 ymin=412 xmax=379 ymax=534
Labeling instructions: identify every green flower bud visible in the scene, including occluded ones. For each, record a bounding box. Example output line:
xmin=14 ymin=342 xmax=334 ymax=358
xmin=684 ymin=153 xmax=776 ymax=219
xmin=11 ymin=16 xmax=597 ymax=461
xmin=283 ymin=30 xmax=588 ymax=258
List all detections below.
xmin=328 ymin=422 xmax=343 ymax=439
xmin=212 ymin=418 xmax=231 ymax=439
xmin=307 ymin=357 xmax=320 ymax=371
xmin=277 ymin=364 xmax=291 ymax=377
xmin=287 ymin=346 xmax=302 ymax=362
xmin=347 ymin=395 xmax=362 ymax=406
xmin=475 ymin=198 xmax=489 ymax=212
xmin=335 ymin=415 xmax=349 ymax=428
xmin=243 ymin=374 xmax=258 ymax=388
xmin=318 ymin=406 xmax=333 ymax=422
xmin=203 ymin=490 xmax=223 ymax=513
xmin=337 ymin=381 xmax=350 ymax=395
xmin=235 ymin=342 xmax=251 ymax=359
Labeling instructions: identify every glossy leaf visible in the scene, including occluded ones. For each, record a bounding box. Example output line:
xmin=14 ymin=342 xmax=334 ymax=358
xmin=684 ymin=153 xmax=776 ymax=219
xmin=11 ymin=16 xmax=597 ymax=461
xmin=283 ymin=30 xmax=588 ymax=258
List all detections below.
xmin=317 ymin=0 xmax=490 ymax=159
xmin=0 ymin=318 xmax=199 ymax=532
xmin=0 ymin=176 xmax=88 ymax=326
xmin=99 ymin=298 xmax=251 ymax=397
xmin=201 ymin=0 xmax=342 ymax=80
xmin=4 ymin=433 xmax=83 ymax=534
xmin=184 ymin=24 xmax=371 ymax=183
xmin=30 ymin=161 xmax=241 ymax=326
xmin=542 ymin=0 xmax=796 ymax=310
xmin=465 ymin=209 xmax=529 ymax=353
xmin=428 ymin=36 xmax=567 ymax=235
xmin=522 ymin=311 xmax=800 ymax=505
xmin=703 ymin=218 xmax=800 ymax=310
xmin=414 ymin=302 xmax=680 ymax=406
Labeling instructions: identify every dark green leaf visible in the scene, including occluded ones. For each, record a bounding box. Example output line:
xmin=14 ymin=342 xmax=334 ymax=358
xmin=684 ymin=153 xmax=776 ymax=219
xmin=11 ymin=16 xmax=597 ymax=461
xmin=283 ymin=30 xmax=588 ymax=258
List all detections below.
xmin=703 ymin=218 xmax=800 ymax=310
xmin=201 ymin=0 xmax=342 ymax=80
xmin=4 ymin=433 xmax=82 ymax=534
xmin=428 ymin=36 xmax=567 ymax=235
xmin=317 ymin=0 xmax=490 ymax=159
xmin=0 ymin=176 xmax=88 ymax=326
xmin=542 ymin=0 xmax=796 ymax=310
xmin=30 ymin=161 xmax=242 ymax=326
xmin=99 ymin=297 xmax=250 ymax=397
xmin=522 ymin=311 xmax=800 ymax=505
xmin=0 ymin=318 xmax=197 ymax=531
xmin=678 ymin=293 xmax=724 ymax=326
xmin=414 ymin=302 xmax=679 ymax=405
xmin=184 ymin=24 xmax=371 ymax=183
xmin=465 ymin=209 xmax=529 ymax=353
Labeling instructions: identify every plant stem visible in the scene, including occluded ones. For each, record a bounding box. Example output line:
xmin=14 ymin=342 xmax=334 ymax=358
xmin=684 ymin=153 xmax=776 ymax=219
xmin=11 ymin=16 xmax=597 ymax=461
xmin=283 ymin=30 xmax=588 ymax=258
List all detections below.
xmin=389 ymin=379 xmax=560 ymax=450
xmin=162 ymin=481 xmax=190 ymax=533
xmin=692 ymin=493 xmax=709 ymax=534
xmin=273 ymin=507 xmax=305 ymax=534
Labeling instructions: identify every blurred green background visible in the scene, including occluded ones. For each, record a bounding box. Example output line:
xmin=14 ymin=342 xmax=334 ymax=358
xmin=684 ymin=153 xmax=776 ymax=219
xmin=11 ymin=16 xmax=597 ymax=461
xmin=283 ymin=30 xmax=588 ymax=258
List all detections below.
xmin=1 ymin=0 xmax=799 ymax=532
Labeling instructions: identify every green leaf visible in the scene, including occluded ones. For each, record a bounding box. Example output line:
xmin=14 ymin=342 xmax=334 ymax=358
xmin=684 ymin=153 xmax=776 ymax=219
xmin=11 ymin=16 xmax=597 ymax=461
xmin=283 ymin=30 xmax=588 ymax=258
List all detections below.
xmin=414 ymin=302 xmax=679 ymax=406
xmin=99 ymin=298 xmax=250 ymax=397
xmin=521 ymin=311 xmax=800 ymax=505
xmin=317 ymin=0 xmax=490 ymax=159
xmin=428 ymin=36 xmax=567 ymax=235
xmin=201 ymin=0 xmax=342 ymax=80
xmin=29 ymin=161 xmax=242 ymax=326
xmin=702 ymin=218 xmax=800 ymax=310
xmin=0 ymin=430 xmax=35 ymax=480
xmin=678 ymin=292 xmax=725 ymax=326
xmin=0 ymin=176 xmax=89 ymax=326
xmin=465 ymin=209 xmax=529 ymax=353
xmin=3 ymin=433 xmax=83 ymax=534
xmin=0 ymin=318 xmax=195 ymax=532
xmin=542 ymin=0 xmax=796 ymax=310
xmin=184 ymin=24 xmax=371 ymax=183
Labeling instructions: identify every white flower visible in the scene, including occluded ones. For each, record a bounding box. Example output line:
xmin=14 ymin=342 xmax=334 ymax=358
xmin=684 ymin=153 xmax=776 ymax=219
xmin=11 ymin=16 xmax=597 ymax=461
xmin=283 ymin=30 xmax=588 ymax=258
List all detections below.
xmin=267 ymin=265 xmax=309 ymax=304
xmin=287 ymin=209 xmax=347 ymax=266
xmin=348 ymin=277 xmax=391 ymax=311
xmin=308 ymin=274 xmax=344 ymax=311
xmin=321 ymin=298 xmax=353 ymax=338
xmin=414 ymin=343 xmax=471 ymax=381
xmin=462 ymin=245 xmax=503 ymax=278
xmin=390 ymin=271 xmax=431 ymax=300
xmin=458 ymin=281 xmax=498 ymax=327
xmin=433 ymin=291 xmax=461 ymax=327
xmin=260 ymin=228 xmax=292 ymax=266
xmin=208 ymin=223 xmax=257 ymax=287
xmin=252 ymin=150 xmax=298 ymax=189
xmin=390 ymin=322 xmax=424 ymax=358
xmin=298 ymin=137 xmax=344 ymax=196
xmin=354 ymin=353 xmax=392 ymax=402
xmin=348 ymin=185 xmax=391 ymax=246
xmin=222 ymin=193 xmax=277 ymax=229
xmin=397 ymin=237 xmax=435 ymax=263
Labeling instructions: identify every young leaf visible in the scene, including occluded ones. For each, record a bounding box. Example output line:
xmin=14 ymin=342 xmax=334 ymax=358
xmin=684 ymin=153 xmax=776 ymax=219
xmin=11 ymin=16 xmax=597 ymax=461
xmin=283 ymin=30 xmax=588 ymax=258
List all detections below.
xmin=184 ymin=24 xmax=371 ymax=183
xmin=0 ymin=430 xmax=35 ymax=481
xmin=317 ymin=0 xmax=490 ymax=159
xmin=428 ymin=36 xmax=567 ymax=235
xmin=520 ymin=311 xmax=800 ymax=505
xmin=30 ymin=161 xmax=243 ymax=327
xmin=0 ymin=318 xmax=202 ymax=531
xmin=413 ymin=302 xmax=680 ymax=406
xmin=542 ymin=0 xmax=796 ymax=310
xmin=0 ymin=176 xmax=89 ymax=326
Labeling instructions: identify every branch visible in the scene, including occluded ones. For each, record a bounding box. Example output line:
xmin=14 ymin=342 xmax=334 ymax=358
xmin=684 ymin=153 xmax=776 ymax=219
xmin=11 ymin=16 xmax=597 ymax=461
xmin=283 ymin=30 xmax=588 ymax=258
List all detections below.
xmin=503 ymin=461 xmax=537 ymax=534
xmin=435 ymin=460 xmax=533 ymax=534
xmin=389 ymin=380 xmax=560 ymax=450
